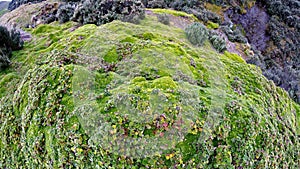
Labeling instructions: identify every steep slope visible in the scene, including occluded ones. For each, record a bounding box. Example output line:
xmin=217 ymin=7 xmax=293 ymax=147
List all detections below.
xmin=0 ymin=13 xmax=299 ymax=168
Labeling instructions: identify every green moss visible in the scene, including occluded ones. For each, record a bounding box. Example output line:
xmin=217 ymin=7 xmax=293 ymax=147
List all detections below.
xmin=120 ymin=36 xmax=137 ymax=43
xmin=131 ymin=76 xmax=146 ymax=83
xmin=32 ymin=24 xmax=60 ymax=35
xmin=206 ymin=21 xmax=220 ymax=29
xmin=103 ymin=46 xmax=119 ymax=63
xmin=0 ymin=73 xmax=19 ymax=97
xmin=142 ymin=32 xmax=155 ymax=40
xmin=0 ymin=73 xmax=18 ymax=86
xmin=152 ymin=76 xmax=177 ymax=90
xmin=223 ymin=51 xmax=246 ymax=63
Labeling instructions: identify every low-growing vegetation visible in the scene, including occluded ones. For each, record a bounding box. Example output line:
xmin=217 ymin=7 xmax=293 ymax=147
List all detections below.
xmin=0 ymin=13 xmax=299 ymax=168
xmin=0 ymin=0 xmax=299 ymax=168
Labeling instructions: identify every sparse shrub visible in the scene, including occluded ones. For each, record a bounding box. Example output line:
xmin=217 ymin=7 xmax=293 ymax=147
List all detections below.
xmin=142 ymin=0 xmax=202 ymax=9
xmin=141 ymin=0 xmax=168 ymax=8
xmin=72 ymin=0 xmax=145 ymax=26
xmin=0 ymin=25 xmax=23 ymax=70
xmin=56 ymin=3 xmax=77 ymax=23
xmin=262 ymin=0 xmax=299 ymax=30
xmin=221 ymin=0 xmax=300 ymax=103
xmin=30 ymin=2 xmax=60 ymax=27
xmin=206 ymin=0 xmax=255 ymax=7
xmin=209 ymin=33 xmax=226 ymax=52
xmin=175 ymin=1 xmax=220 ymax=23
xmin=0 ymin=26 xmax=23 ymax=51
xmin=183 ymin=7 xmax=220 ymax=23
xmin=185 ymin=22 xmax=208 ymax=46
xmin=221 ymin=25 xmax=247 ymax=43
xmin=170 ymin=0 xmax=202 ymax=9
xmin=157 ymin=13 xmax=170 ymax=25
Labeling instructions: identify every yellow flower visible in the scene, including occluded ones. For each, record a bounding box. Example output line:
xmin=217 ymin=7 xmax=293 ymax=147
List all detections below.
xmin=166 ymin=155 xmax=170 ymax=160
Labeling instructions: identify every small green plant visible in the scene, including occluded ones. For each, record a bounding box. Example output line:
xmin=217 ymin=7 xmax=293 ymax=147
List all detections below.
xmin=56 ymin=3 xmax=77 ymax=23
xmin=185 ymin=22 xmax=208 ymax=46
xmin=221 ymin=25 xmax=248 ymax=43
xmin=157 ymin=13 xmax=170 ymax=25
xmin=209 ymin=33 xmax=226 ymax=52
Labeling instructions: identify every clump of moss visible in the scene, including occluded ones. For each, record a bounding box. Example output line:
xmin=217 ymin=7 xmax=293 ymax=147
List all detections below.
xmin=206 ymin=21 xmax=219 ymax=29
xmin=224 ymin=51 xmax=245 ymax=63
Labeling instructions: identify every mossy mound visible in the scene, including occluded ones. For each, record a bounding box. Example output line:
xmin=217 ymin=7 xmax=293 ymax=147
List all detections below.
xmin=0 ymin=13 xmax=299 ymax=168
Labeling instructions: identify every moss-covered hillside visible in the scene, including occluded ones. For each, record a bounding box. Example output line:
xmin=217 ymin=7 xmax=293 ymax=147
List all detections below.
xmin=0 ymin=12 xmax=299 ymax=168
